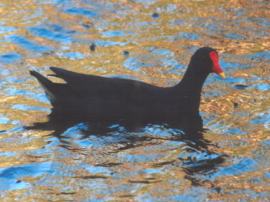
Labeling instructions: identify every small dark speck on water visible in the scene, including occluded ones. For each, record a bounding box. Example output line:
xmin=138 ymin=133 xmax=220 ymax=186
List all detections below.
xmin=123 ymin=50 xmax=129 ymax=56
xmin=82 ymin=23 xmax=91 ymax=29
xmin=215 ymin=187 xmax=221 ymax=193
xmin=152 ymin=12 xmax=159 ymax=18
xmin=90 ymin=43 xmax=96 ymax=51
xmin=233 ymin=102 xmax=239 ymax=108
xmin=16 ymin=180 xmax=21 ymax=183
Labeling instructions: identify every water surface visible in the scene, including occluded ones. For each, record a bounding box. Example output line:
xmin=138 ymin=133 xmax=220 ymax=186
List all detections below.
xmin=0 ymin=0 xmax=270 ymax=201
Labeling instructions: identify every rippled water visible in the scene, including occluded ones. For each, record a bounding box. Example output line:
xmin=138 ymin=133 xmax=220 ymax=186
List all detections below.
xmin=0 ymin=0 xmax=270 ymax=201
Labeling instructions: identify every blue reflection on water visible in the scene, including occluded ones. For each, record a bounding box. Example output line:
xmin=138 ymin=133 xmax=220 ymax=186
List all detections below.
xmin=0 ymin=162 xmax=52 ymax=191
xmin=170 ymin=187 xmax=207 ymax=202
xmin=179 ymin=147 xmax=222 ymax=168
xmin=226 ymin=127 xmax=247 ymax=135
xmin=262 ymin=139 xmax=270 ymax=146
xmin=65 ymin=7 xmax=97 ymax=18
xmin=0 ymin=178 xmax=29 ymax=191
xmin=211 ymin=158 xmax=257 ymax=180
xmin=0 ymin=115 xmax=9 ymax=125
xmin=138 ymin=187 xmax=207 ymax=202
xmin=107 ymin=74 xmax=138 ymax=80
xmin=220 ymin=60 xmax=250 ymax=71
xmin=50 ymin=24 xmax=75 ymax=34
xmin=265 ymin=172 xmax=270 ymax=179
xmin=95 ymin=40 xmax=127 ymax=47
xmin=0 ymin=67 xmax=10 ymax=76
xmin=203 ymin=22 xmax=219 ymax=33
xmin=133 ymin=0 xmax=157 ymax=5
xmin=12 ymin=104 xmax=50 ymax=112
xmin=5 ymin=88 xmax=49 ymax=103
xmin=119 ymin=152 xmax=163 ymax=163
xmin=8 ymin=35 xmax=52 ymax=53
xmin=102 ymin=30 xmax=126 ymax=38
xmin=123 ymin=57 xmax=153 ymax=71
xmin=29 ymin=26 xmax=74 ymax=43
xmin=247 ymin=51 xmax=270 ymax=60
xmin=225 ymin=77 xmax=246 ymax=85
xmin=124 ymin=47 xmax=183 ymax=71
xmin=0 ymin=151 xmax=16 ymax=157
xmin=251 ymin=110 xmax=270 ymax=127
xmin=52 ymin=0 xmax=70 ymax=4
xmin=0 ymin=162 xmax=52 ymax=178
xmin=225 ymin=33 xmax=244 ymax=40
xmin=0 ymin=25 xmax=16 ymax=34
xmin=143 ymin=168 xmax=162 ymax=174
xmin=4 ymin=77 xmax=27 ymax=84
xmin=83 ymin=163 xmax=111 ymax=175
xmin=144 ymin=124 xmax=183 ymax=138
xmin=249 ymin=17 xmax=270 ymax=27
xmin=0 ymin=53 xmax=21 ymax=64
xmin=253 ymin=83 xmax=270 ymax=91
xmin=62 ymin=123 xmax=89 ymax=136
xmin=149 ymin=48 xmax=173 ymax=56
xmin=58 ymin=52 xmax=85 ymax=60
xmin=174 ymin=32 xmax=200 ymax=41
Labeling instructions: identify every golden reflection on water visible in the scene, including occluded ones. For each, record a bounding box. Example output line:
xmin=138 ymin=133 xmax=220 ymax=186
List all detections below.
xmin=0 ymin=0 xmax=270 ymax=201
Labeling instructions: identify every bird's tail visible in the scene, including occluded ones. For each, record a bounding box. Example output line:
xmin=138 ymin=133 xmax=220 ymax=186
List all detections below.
xmin=30 ymin=70 xmax=56 ymax=102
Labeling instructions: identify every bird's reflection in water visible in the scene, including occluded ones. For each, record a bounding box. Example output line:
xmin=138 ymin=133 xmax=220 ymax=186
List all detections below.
xmin=27 ymin=118 xmax=227 ymax=189
xmin=178 ymin=133 xmax=227 ymax=188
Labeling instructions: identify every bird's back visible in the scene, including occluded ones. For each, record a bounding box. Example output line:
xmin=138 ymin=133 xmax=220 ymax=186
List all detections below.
xmin=30 ymin=67 xmax=203 ymax=132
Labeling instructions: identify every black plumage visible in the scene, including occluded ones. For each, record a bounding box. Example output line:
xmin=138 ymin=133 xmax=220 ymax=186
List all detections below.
xmin=29 ymin=47 xmax=224 ymax=133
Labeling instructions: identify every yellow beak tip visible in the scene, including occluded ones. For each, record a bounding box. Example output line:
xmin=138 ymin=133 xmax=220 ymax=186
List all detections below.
xmin=219 ymin=72 xmax=226 ymax=79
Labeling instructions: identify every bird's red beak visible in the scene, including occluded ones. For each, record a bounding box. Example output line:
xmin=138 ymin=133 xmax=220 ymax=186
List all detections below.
xmin=210 ymin=51 xmax=225 ymax=78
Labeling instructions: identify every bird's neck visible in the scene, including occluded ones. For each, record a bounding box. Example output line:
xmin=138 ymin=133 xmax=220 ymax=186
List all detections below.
xmin=176 ymin=64 xmax=209 ymax=95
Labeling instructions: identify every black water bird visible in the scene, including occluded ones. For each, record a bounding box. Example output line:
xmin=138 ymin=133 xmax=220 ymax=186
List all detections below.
xmin=29 ymin=47 xmax=225 ymax=133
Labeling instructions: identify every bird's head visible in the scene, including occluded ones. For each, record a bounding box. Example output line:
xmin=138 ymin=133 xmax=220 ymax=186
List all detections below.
xmin=190 ymin=47 xmax=225 ymax=78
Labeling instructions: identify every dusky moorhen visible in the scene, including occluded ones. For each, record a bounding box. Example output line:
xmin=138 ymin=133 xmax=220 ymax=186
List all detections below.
xmin=30 ymin=47 xmax=225 ymax=133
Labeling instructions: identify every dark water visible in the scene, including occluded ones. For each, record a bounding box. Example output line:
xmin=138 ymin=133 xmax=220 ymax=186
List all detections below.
xmin=0 ymin=0 xmax=270 ymax=201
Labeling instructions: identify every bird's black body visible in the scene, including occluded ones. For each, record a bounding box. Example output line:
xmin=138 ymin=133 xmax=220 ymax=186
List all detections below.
xmin=30 ymin=47 xmax=220 ymax=133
